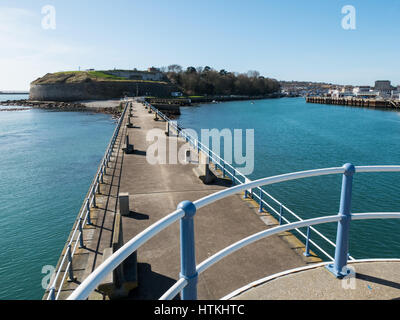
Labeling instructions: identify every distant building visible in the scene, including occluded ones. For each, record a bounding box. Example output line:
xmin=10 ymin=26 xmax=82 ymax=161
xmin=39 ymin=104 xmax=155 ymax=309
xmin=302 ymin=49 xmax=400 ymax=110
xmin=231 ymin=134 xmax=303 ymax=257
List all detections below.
xmin=353 ymin=86 xmax=371 ymax=95
xmin=148 ymin=67 xmax=160 ymax=73
xmin=352 ymin=86 xmax=378 ymax=98
xmin=104 ymin=69 xmax=165 ymax=81
xmin=374 ymin=80 xmax=395 ymax=98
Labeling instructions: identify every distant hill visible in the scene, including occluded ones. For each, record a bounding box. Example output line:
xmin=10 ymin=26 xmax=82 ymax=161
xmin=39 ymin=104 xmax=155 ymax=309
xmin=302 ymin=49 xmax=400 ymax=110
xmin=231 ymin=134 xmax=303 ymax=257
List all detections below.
xmin=32 ymin=71 xmax=168 ymax=85
xmin=30 ymin=71 xmax=178 ymax=101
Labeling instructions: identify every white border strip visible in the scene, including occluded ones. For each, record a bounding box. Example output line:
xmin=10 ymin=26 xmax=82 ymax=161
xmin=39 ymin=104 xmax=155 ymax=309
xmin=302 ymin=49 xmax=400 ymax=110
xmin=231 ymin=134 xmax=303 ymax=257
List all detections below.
xmin=221 ymin=258 xmax=400 ymax=300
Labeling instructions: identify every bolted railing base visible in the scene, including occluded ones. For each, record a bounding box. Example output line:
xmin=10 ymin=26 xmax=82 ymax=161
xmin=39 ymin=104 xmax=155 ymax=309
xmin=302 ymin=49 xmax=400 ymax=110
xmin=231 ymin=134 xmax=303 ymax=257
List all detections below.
xmin=325 ymin=264 xmax=352 ymax=279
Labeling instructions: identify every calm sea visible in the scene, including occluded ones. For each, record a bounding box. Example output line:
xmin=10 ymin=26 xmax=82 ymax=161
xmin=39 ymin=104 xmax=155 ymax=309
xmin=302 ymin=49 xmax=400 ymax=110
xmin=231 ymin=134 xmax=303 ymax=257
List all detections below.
xmin=0 ymin=95 xmax=115 ymax=299
xmin=179 ymin=98 xmax=400 ymax=261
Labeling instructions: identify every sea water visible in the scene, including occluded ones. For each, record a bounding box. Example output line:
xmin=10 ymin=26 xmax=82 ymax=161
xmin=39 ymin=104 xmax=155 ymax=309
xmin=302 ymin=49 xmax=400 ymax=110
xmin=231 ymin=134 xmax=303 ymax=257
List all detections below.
xmin=0 ymin=95 xmax=115 ymax=299
xmin=179 ymin=98 xmax=400 ymax=261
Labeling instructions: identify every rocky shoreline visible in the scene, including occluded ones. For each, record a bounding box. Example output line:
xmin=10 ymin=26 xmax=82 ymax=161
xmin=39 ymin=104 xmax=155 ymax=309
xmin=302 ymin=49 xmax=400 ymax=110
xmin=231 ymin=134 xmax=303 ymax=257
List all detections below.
xmin=0 ymin=99 xmax=122 ymax=117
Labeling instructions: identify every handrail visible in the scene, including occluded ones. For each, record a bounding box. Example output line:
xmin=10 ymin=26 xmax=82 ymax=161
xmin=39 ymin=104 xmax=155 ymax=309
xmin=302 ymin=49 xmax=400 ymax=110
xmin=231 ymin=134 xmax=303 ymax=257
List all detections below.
xmin=47 ymin=101 xmax=129 ymax=300
xmin=66 ymin=102 xmax=400 ymax=301
xmin=67 ymin=209 xmax=185 ymax=300
xmin=196 ymin=212 xmax=400 ymax=275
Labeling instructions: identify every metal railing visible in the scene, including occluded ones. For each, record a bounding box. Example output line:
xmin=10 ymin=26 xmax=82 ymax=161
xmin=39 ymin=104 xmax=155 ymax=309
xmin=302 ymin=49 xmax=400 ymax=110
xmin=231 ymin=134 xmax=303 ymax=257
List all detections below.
xmin=67 ymin=161 xmax=400 ymax=300
xmin=146 ymin=102 xmax=352 ymax=261
xmin=46 ymin=101 xmax=129 ymax=300
xmin=64 ymin=102 xmax=400 ymax=300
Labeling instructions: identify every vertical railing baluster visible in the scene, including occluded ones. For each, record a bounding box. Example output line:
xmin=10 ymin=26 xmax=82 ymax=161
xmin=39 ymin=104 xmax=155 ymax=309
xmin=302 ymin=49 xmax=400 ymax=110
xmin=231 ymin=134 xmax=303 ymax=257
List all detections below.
xmin=258 ymin=189 xmax=263 ymax=213
xmin=178 ymin=201 xmax=198 ymax=300
xmin=78 ymin=218 xmax=85 ymax=248
xmin=279 ymin=204 xmax=283 ymax=225
xmin=92 ymin=185 xmax=97 ymax=208
xmin=67 ymin=245 xmax=75 ymax=282
xmin=327 ymin=163 xmax=355 ymax=278
xmin=86 ymin=200 xmax=92 ymax=225
xmin=49 ymin=287 xmax=56 ymax=300
xmin=304 ymin=227 xmax=311 ymax=257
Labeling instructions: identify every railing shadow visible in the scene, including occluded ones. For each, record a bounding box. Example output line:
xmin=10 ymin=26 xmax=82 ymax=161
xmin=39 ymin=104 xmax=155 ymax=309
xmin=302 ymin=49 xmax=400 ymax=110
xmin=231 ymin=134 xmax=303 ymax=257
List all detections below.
xmin=356 ymin=272 xmax=400 ymax=290
xmin=127 ymin=263 xmax=179 ymax=300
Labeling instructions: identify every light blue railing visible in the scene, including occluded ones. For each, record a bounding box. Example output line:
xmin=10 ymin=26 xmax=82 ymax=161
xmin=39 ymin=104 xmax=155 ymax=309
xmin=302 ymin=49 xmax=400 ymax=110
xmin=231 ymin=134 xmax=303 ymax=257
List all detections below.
xmin=46 ymin=101 xmax=129 ymax=300
xmin=67 ymin=161 xmax=400 ymax=300
xmin=65 ymin=102 xmax=400 ymax=300
xmin=146 ymin=102 xmax=351 ymax=261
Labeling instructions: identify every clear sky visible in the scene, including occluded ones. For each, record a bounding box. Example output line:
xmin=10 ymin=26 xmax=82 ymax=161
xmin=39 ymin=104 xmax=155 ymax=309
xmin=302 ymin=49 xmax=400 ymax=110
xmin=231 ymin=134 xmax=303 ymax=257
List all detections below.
xmin=1 ymin=0 xmax=399 ymax=90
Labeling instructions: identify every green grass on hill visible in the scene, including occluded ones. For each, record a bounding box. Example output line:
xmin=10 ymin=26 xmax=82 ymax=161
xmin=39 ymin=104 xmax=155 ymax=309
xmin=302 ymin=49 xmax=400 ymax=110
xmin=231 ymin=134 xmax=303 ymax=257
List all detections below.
xmin=32 ymin=71 xmax=168 ymax=85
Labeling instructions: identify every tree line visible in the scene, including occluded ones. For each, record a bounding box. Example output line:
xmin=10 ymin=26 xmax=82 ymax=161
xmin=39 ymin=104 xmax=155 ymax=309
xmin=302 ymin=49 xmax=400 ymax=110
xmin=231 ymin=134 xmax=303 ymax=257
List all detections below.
xmin=159 ymin=65 xmax=281 ymax=96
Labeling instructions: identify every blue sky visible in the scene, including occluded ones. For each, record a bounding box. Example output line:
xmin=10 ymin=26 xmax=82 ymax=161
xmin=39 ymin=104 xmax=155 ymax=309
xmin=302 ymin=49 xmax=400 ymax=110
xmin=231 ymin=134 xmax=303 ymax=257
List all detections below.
xmin=1 ymin=0 xmax=399 ymax=90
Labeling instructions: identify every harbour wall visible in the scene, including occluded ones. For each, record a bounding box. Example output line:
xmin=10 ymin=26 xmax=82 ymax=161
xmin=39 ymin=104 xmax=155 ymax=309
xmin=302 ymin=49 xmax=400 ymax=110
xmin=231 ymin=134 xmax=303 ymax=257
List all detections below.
xmin=30 ymin=81 xmax=177 ymax=102
xmin=306 ymin=96 xmax=400 ymax=109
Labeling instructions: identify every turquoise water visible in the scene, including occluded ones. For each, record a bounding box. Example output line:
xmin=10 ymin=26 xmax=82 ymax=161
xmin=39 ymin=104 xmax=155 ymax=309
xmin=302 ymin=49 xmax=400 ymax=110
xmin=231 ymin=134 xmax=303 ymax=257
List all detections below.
xmin=179 ymin=98 xmax=400 ymax=260
xmin=0 ymin=95 xmax=115 ymax=299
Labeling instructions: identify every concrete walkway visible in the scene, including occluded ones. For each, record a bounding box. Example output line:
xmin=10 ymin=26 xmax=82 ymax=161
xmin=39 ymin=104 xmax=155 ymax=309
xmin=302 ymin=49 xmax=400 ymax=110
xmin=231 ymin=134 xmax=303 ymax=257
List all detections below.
xmin=117 ymin=101 xmax=313 ymax=300
xmin=46 ymin=100 xmax=317 ymax=300
xmin=231 ymin=260 xmax=400 ymax=300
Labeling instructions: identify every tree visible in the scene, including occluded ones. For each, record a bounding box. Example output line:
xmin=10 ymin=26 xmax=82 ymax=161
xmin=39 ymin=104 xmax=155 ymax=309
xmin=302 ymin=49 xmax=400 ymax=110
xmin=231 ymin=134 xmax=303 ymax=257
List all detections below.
xmin=163 ymin=65 xmax=280 ymax=96
xmin=247 ymin=70 xmax=260 ymax=78
xmin=168 ymin=64 xmax=182 ymax=73
xmin=186 ymin=66 xmax=197 ymax=74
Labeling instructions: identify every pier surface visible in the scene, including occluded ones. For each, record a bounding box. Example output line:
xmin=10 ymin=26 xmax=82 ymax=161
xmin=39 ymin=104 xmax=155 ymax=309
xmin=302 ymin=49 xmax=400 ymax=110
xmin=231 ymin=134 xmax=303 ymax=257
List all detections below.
xmin=47 ymin=100 xmax=316 ymax=300
xmin=230 ymin=260 xmax=400 ymax=300
xmin=110 ymin=101 xmax=312 ymax=299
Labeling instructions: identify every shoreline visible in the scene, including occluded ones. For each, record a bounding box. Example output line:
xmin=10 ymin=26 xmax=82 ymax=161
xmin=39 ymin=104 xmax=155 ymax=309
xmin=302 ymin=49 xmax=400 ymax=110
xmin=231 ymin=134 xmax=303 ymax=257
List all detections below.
xmin=0 ymin=99 xmax=123 ymax=117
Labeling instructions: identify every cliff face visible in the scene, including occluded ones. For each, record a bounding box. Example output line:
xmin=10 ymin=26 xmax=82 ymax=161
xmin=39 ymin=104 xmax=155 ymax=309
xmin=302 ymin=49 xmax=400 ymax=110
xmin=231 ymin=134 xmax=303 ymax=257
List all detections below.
xmin=29 ymin=72 xmax=177 ymax=101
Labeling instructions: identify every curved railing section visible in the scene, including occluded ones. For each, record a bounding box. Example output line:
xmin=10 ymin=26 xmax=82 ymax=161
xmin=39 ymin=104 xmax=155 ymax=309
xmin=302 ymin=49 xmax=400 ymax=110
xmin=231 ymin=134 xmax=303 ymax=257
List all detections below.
xmin=67 ymin=160 xmax=400 ymax=300
xmin=46 ymin=101 xmax=129 ymax=300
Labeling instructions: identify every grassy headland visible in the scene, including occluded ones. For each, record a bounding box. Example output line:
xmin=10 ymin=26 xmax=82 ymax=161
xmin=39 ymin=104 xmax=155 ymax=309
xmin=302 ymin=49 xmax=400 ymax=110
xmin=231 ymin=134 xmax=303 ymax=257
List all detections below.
xmin=32 ymin=71 xmax=168 ymax=85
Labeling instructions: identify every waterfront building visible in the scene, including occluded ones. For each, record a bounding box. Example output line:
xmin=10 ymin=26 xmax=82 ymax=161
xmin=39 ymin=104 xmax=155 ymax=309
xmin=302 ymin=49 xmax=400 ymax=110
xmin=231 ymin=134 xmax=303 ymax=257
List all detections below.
xmin=374 ymin=80 xmax=395 ymax=98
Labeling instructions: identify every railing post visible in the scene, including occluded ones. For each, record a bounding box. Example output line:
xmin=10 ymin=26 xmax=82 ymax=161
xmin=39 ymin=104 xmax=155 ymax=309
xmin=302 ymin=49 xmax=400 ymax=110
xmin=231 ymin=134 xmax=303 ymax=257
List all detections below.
xmin=258 ymin=189 xmax=263 ymax=213
xmin=49 ymin=287 xmax=56 ymax=300
xmin=279 ymin=204 xmax=283 ymax=225
xmin=304 ymin=227 xmax=311 ymax=257
xmin=178 ymin=201 xmax=198 ymax=300
xmin=327 ymin=163 xmax=355 ymax=278
xmin=67 ymin=245 xmax=75 ymax=282
xmin=92 ymin=186 xmax=97 ymax=208
xmin=86 ymin=200 xmax=92 ymax=225
xmin=96 ymin=175 xmax=101 ymax=194
xmin=78 ymin=218 xmax=85 ymax=248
